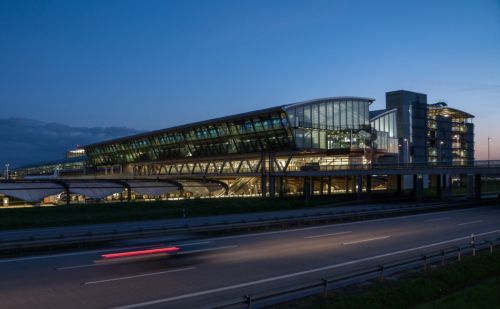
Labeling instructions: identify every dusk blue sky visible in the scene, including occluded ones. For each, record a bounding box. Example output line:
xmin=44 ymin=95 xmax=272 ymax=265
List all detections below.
xmin=1 ymin=0 xmax=499 ymax=159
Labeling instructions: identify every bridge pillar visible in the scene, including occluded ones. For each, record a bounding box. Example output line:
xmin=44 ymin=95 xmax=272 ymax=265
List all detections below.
xmin=467 ymin=174 xmax=475 ymax=200
xmin=303 ymin=177 xmax=312 ymax=200
xmin=396 ymin=174 xmax=402 ymax=195
xmin=435 ymin=174 xmax=442 ymax=198
xmin=261 ymin=175 xmax=267 ymax=198
xmin=65 ymin=185 xmax=70 ymax=205
xmin=328 ymin=176 xmax=332 ymax=195
xmin=475 ymin=174 xmax=482 ymax=199
xmin=127 ymin=187 xmax=132 ymax=201
xmin=356 ymin=175 xmax=363 ymax=200
xmin=344 ymin=176 xmax=349 ymax=193
xmin=320 ymin=177 xmax=324 ymax=196
xmin=269 ymin=176 xmax=276 ymax=198
xmin=366 ymin=175 xmax=372 ymax=196
xmin=414 ymin=174 xmax=424 ymax=201
xmin=351 ymin=176 xmax=357 ymax=194
xmin=278 ymin=176 xmax=284 ymax=198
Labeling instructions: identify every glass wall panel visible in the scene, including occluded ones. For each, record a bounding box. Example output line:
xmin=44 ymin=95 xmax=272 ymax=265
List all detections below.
xmin=312 ymin=104 xmax=319 ymax=128
xmin=304 ymin=105 xmax=311 ymax=126
xmin=312 ymin=129 xmax=320 ymax=148
xmin=346 ymin=101 xmax=353 ymax=128
xmin=327 ymin=103 xmax=333 ymax=128
xmin=303 ymin=130 xmax=312 ymax=148
xmin=340 ymin=101 xmax=346 ymax=128
xmin=333 ymin=102 xmax=340 ymax=128
xmin=320 ymin=102 xmax=327 ymax=128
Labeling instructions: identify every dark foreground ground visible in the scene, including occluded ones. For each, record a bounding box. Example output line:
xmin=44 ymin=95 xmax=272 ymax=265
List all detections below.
xmin=0 ymin=205 xmax=499 ymax=308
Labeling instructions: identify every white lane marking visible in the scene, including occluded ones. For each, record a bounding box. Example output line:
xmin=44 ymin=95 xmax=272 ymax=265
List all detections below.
xmin=304 ymin=231 xmax=352 ymax=239
xmin=0 ymin=206 xmax=490 ymax=264
xmin=110 ymin=228 xmax=500 ymax=309
xmin=343 ymin=235 xmax=391 ymax=245
xmin=57 ymin=245 xmax=235 ymax=271
xmin=84 ymin=267 xmax=195 ymax=285
xmin=424 ymin=217 xmax=451 ymax=223
xmin=457 ymin=220 xmax=483 ymax=226
xmin=58 ymin=263 xmax=104 ymax=271
xmin=176 ymin=245 xmax=238 ymax=255
xmin=204 ymin=207 xmax=478 ymax=242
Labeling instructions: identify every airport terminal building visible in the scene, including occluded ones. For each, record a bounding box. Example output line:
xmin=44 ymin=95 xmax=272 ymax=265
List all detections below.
xmin=7 ymin=90 xmax=475 ymax=203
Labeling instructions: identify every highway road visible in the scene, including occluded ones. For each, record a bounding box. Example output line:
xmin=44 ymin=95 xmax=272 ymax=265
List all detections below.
xmin=0 ymin=201 xmax=432 ymax=242
xmin=1 ymin=205 xmax=500 ymax=309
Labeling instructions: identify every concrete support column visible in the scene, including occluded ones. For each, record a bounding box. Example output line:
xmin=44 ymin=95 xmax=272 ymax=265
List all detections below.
xmin=436 ymin=174 xmax=442 ymax=198
xmin=269 ymin=176 xmax=276 ymax=198
xmin=261 ymin=175 xmax=267 ymax=198
xmin=414 ymin=174 xmax=424 ymax=201
xmin=328 ymin=176 xmax=332 ymax=195
xmin=366 ymin=175 xmax=372 ymax=196
xmin=475 ymin=174 xmax=482 ymax=200
xmin=278 ymin=176 xmax=284 ymax=198
xmin=320 ymin=177 xmax=324 ymax=195
xmin=396 ymin=174 xmax=402 ymax=195
xmin=303 ymin=177 xmax=312 ymax=200
xmin=261 ymin=152 xmax=267 ymax=198
xmin=356 ymin=175 xmax=363 ymax=200
xmin=345 ymin=176 xmax=349 ymax=193
xmin=351 ymin=176 xmax=357 ymax=194
xmin=467 ymin=174 xmax=474 ymax=200
xmin=65 ymin=185 xmax=71 ymax=205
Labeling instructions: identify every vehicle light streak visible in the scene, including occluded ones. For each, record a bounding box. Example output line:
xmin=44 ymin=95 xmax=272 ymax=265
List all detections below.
xmin=101 ymin=247 xmax=179 ymax=259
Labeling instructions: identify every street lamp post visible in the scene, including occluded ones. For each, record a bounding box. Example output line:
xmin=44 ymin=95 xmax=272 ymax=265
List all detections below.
xmin=439 ymin=141 xmax=444 ymax=164
xmin=4 ymin=163 xmax=9 ymax=180
xmin=398 ymin=144 xmax=402 ymax=166
xmin=403 ymin=138 xmax=409 ymax=165
xmin=488 ymin=137 xmax=492 ymax=167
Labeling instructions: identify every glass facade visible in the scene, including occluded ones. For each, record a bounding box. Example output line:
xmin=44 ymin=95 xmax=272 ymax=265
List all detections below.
xmin=84 ymin=98 xmax=375 ymax=166
xmin=285 ymin=98 xmax=372 ymax=151
xmin=427 ymin=104 xmax=474 ymax=164
xmin=370 ymin=109 xmax=399 ymax=153
xmin=85 ymin=109 xmax=294 ymax=166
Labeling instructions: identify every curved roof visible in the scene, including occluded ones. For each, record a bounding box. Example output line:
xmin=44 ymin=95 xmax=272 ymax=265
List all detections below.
xmin=369 ymin=108 xmax=398 ymax=121
xmin=283 ymin=96 xmax=375 ymax=110
xmin=84 ymin=105 xmax=285 ymax=148
xmin=84 ymin=96 xmax=375 ymax=149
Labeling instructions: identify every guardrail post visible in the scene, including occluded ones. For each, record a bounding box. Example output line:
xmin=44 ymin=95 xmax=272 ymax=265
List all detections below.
xmin=422 ymin=255 xmax=427 ymax=272
xmin=321 ymin=278 xmax=329 ymax=297
xmin=379 ymin=265 xmax=385 ymax=283
xmin=244 ymin=295 xmax=252 ymax=309
xmin=458 ymin=247 xmax=462 ymax=262
xmin=471 ymin=233 xmax=476 ymax=257
xmin=489 ymin=241 xmax=494 ymax=254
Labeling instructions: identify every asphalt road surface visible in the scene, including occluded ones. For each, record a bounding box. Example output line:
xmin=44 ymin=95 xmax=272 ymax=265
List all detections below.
xmin=1 ymin=205 xmax=500 ymax=309
xmin=0 ymin=202 xmax=431 ymax=242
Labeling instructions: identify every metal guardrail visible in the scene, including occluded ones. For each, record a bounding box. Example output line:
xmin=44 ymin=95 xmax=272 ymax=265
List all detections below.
xmin=0 ymin=201 xmax=482 ymax=252
xmin=208 ymin=235 xmax=500 ymax=309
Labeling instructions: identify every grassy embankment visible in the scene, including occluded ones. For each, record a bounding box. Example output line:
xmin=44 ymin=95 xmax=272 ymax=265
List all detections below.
xmin=289 ymin=251 xmax=500 ymax=309
xmin=0 ymin=195 xmax=358 ymax=230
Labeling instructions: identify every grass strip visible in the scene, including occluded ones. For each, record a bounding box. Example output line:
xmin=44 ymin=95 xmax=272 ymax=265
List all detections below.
xmin=286 ymin=251 xmax=500 ymax=309
xmin=416 ymin=276 xmax=500 ymax=309
xmin=0 ymin=196 xmax=355 ymax=230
